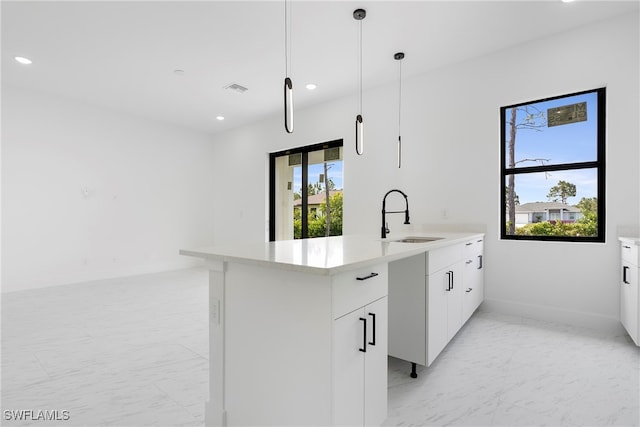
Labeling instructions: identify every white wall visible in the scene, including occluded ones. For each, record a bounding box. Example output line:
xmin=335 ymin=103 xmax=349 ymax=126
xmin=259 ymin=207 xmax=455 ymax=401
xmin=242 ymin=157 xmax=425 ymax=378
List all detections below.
xmin=2 ymin=87 xmax=216 ymax=292
xmin=209 ymin=13 xmax=639 ymax=330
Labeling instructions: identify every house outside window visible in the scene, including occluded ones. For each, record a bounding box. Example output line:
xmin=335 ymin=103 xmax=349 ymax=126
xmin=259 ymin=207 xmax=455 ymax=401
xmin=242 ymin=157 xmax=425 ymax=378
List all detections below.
xmin=500 ymin=88 xmax=605 ymax=242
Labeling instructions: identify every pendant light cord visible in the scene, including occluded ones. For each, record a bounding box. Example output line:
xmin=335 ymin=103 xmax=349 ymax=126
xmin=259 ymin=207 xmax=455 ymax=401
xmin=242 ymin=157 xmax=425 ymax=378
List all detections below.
xmin=398 ymin=59 xmax=402 ymax=136
xmin=358 ymin=18 xmax=363 ymax=115
xmin=284 ymin=0 xmax=291 ymax=77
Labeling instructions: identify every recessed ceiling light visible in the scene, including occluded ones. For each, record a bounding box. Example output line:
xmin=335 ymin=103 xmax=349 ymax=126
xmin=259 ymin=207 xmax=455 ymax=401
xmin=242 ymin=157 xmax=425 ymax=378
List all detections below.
xmin=216 ymin=116 xmax=225 ymax=121
xmin=306 ymin=83 xmax=317 ymax=90
xmin=561 ymin=0 xmax=575 ymax=3
xmin=14 ymin=56 xmax=33 ymax=65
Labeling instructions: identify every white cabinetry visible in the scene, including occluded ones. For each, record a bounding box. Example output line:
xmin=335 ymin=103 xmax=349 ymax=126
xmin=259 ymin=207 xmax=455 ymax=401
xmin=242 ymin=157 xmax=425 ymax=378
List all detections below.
xmin=181 ymin=233 xmax=486 ymax=425
xmin=427 ymin=243 xmax=463 ymax=366
xmin=620 ymin=238 xmax=639 ymax=346
xmin=388 ymin=235 xmax=485 ymax=372
xmin=387 ymin=253 xmax=427 ymax=366
xmin=207 ymin=261 xmax=388 ymax=426
xmin=333 ymin=296 xmax=387 ymax=426
xmin=389 ymin=237 xmax=484 ymax=372
xmin=462 ymin=237 xmax=484 ymax=323
xmin=332 ymin=263 xmax=388 ymax=426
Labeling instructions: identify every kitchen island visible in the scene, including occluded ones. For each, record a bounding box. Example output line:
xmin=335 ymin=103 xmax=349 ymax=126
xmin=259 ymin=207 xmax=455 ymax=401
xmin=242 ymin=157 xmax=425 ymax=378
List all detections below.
xmin=180 ymin=232 xmax=484 ymax=427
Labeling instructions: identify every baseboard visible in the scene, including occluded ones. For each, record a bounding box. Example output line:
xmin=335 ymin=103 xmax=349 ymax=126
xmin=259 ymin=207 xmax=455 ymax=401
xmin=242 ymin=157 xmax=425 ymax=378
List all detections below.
xmin=204 ymin=401 xmax=226 ymax=427
xmin=481 ymin=297 xmax=624 ymax=335
xmin=1 ymin=259 xmax=204 ymax=293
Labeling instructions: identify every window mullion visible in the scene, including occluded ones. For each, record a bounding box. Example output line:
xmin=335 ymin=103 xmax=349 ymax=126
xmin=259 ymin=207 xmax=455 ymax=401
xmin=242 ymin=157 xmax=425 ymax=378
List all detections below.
xmin=505 ymin=161 xmax=600 ymax=175
xmin=301 ymin=152 xmax=309 ymax=239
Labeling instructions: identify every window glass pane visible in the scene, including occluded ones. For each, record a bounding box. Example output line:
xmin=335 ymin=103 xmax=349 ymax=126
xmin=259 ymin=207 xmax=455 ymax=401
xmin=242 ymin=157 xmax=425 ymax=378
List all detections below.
xmin=305 ymin=147 xmax=343 ymax=238
xmin=273 ymin=143 xmax=343 ymax=241
xmin=274 ymin=155 xmax=299 ymax=241
xmin=504 ymin=92 xmax=598 ymax=169
xmin=505 ymin=169 xmax=599 ymax=237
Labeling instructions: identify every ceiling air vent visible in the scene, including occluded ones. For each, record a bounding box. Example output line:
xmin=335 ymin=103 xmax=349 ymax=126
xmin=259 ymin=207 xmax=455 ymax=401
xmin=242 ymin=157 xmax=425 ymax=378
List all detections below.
xmin=224 ymin=83 xmax=248 ymax=93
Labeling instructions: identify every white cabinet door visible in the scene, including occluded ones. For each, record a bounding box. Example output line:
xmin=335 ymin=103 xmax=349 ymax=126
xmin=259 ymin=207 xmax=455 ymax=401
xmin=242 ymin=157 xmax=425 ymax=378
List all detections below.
xmin=427 ymin=268 xmax=450 ymax=366
xmin=364 ymin=297 xmax=388 ymax=427
xmin=388 ymin=253 xmax=427 ymax=366
xmin=462 ymin=240 xmax=484 ymax=323
xmin=333 ymin=307 xmax=366 ymax=426
xmin=621 ymin=262 xmax=638 ymax=345
xmin=462 ymin=258 xmax=476 ymax=323
xmin=474 ymin=251 xmax=485 ymax=310
xmin=333 ymin=296 xmax=388 ymax=426
xmin=428 ymin=258 xmax=466 ymax=365
xmin=446 ymin=261 xmax=463 ymax=342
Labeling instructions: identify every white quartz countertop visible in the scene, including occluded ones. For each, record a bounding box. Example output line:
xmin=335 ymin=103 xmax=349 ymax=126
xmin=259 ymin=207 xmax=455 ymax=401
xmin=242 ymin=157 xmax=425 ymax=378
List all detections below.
xmin=619 ymin=236 xmax=640 ymax=245
xmin=180 ymin=232 xmax=484 ymax=275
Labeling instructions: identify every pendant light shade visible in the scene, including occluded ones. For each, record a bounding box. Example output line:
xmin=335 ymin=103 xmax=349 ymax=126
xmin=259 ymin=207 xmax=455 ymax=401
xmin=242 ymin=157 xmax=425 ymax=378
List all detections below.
xmin=284 ymin=0 xmax=294 ymax=133
xmin=395 ymin=52 xmax=405 ymax=168
xmin=354 ymin=8 xmax=366 ymax=155
xmin=284 ymin=77 xmax=293 ymax=133
xmin=356 ymin=114 xmax=364 ymax=154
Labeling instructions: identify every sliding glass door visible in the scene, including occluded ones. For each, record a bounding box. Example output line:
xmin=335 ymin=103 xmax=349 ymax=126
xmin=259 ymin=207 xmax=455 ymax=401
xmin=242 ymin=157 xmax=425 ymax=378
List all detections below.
xmin=269 ymin=140 xmax=343 ymax=241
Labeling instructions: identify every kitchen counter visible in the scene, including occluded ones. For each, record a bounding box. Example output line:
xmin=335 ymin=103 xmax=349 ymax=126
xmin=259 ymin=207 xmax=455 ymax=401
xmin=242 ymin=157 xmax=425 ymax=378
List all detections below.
xmin=619 ymin=236 xmax=640 ymax=245
xmin=180 ymin=232 xmax=483 ymax=275
xmin=180 ymin=232 xmax=484 ymax=426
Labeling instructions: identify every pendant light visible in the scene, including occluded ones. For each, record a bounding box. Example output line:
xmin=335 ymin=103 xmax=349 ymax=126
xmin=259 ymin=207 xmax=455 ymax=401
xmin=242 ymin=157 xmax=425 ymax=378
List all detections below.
xmin=353 ymin=8 xmax=366 ymax=155
xmin=284 ymin=0 xmax=294 ymax=133
xmin=394 ymin=52 xmax=405 ymax=168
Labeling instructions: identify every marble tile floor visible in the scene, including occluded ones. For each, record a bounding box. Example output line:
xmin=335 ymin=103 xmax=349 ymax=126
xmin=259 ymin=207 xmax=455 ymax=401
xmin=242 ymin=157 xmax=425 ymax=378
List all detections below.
xmin=1 ymin=268 xmax=638 ymax=426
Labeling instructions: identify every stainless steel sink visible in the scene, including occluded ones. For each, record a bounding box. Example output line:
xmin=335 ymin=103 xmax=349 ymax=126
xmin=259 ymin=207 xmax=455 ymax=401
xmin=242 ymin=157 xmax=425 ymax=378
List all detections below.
xmin=392 ymin=236 xmax=444 ymax=243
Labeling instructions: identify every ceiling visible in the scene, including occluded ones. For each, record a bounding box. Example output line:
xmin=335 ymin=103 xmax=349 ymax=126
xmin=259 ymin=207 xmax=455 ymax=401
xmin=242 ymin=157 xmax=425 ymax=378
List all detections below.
xmin=3 ymin=1 xmax=638 ymax=135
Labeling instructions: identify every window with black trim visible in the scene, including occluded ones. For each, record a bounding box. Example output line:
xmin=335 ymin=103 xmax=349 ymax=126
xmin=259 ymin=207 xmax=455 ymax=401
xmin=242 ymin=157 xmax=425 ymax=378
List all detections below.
xmin=269 ymin=140 xmax=343 ymax=241
xmin=500 ymin=88 xmax=605 ymax=242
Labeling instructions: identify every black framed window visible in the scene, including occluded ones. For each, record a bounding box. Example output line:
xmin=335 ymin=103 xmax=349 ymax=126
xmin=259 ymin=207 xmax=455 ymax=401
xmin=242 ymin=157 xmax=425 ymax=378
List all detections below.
xmin=269 ymin=140 xmax=343 ymax=242
xmin=500 ymin=88 xmax=605 ymax=242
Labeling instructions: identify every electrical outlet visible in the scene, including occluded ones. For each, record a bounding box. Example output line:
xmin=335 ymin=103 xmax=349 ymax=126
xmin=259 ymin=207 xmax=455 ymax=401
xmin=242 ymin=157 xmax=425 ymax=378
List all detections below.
xmin=442 ymin=209 xmax=448 ymax=219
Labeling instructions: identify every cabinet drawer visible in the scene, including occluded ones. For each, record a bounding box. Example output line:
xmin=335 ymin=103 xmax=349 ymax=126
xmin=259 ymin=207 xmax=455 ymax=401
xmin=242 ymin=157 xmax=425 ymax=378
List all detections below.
xmin=463 ymin=237 xmax=484 ymax=259
xmin=333 ymin=263 xmax=388 ymax=319
xmin=621 ymin=241 xmax=639 ymax=266
xmin=428 ymin=244 xmax=463 ymax=273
